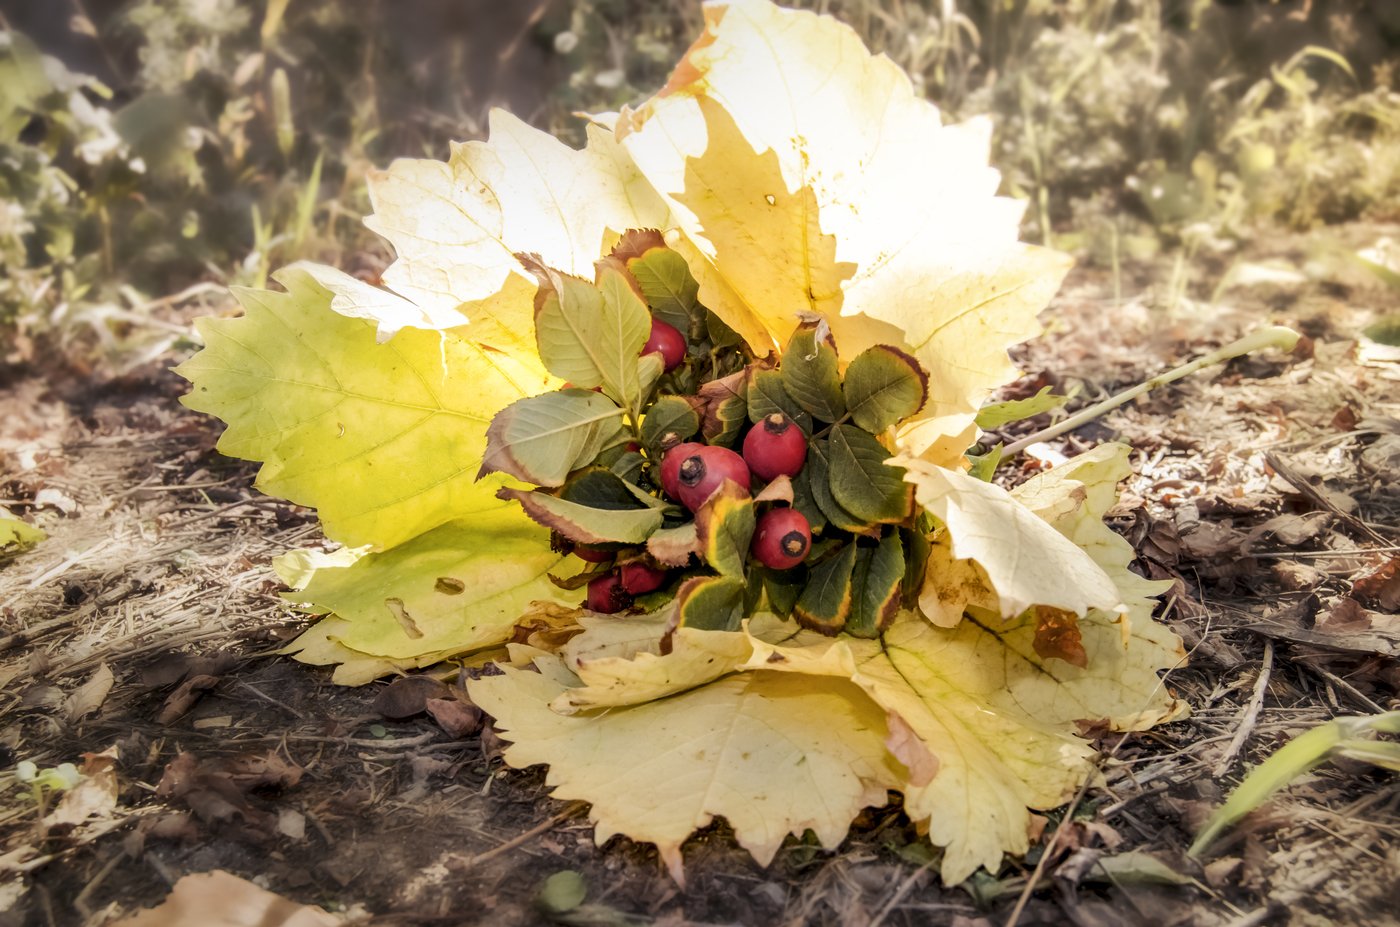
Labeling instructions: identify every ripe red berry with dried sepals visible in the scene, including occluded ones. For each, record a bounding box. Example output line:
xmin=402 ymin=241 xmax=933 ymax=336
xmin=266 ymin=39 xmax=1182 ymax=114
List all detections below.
xmin=586 ymin=572 xmax=632 ymax=613
xmin=676 ymin=445 xmax=751 ymax=512
xmin=619 ymin=561 xmax=668 ymax=595
xmin=641 ymin=319 xmax=687 ymax=372
xmin=742 ymin=412 xmax=807 ymax=480
xmin=751 ymin=508 xmax=812 ymax=570
xmin=660 ymin=441 xmax=705 ymax=499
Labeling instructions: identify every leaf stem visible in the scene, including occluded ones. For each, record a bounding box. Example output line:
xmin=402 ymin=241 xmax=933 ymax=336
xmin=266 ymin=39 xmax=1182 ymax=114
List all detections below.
xmin=1000 ymin=326 xmax=1299 ymax=458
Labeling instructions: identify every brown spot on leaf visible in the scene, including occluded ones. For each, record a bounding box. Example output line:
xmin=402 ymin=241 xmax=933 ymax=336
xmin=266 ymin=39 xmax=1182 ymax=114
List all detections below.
xmin=1033 ymin=606 xmax=1088 ymax=668
xmin=435 ymin=577 xmax=465 ymax=595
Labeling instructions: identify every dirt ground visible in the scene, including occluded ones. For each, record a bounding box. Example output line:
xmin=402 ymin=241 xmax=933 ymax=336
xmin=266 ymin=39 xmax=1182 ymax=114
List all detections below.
xmin=2 ymin=224 xmax=1399 ymax=927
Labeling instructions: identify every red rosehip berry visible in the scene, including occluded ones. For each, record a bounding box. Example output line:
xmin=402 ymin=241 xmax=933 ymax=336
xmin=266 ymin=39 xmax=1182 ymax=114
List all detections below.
xmin=641 ymin=318 xmax=686 ymax=372
xmin=742 ymin=413 xmax=807 ymax=480
xmin=660 ymin=441 xmax=705 ymax=499
xmin=619 ymin=561 xmax=668 ymax=595
xmin=751 ymin=508 xmax=812 ymax=570
xmin=676 ymin=445 xmax=751 ymax=512
xmin=586 ymin=572 xmax=632 ymax=613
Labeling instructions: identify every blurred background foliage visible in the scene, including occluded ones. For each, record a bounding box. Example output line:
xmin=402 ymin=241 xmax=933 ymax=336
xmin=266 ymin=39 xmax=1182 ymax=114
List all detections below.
xmin=0 ymin=0 xmax=1397 ymax=375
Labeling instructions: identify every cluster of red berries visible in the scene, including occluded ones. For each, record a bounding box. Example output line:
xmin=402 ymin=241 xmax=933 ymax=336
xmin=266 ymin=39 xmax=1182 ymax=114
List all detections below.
xmin=580 ymin=411 xmax=814 ymax=612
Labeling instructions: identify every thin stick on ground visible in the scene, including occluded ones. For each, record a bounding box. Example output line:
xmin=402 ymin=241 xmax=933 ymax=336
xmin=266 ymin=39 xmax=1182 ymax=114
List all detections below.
xmin=1002 ymin=326 xmax=1299 ymax=457
xmin=452 ymin=801 xmax=588 ymax=870
xmin=1213 ymin=639 xmax=1275 ymax=778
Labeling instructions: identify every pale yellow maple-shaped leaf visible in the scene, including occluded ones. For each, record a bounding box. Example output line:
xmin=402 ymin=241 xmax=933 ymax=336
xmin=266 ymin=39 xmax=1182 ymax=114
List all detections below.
xmin=901 ymin=458 xmax=1124 ymax=620
xmin=619 ymin=0 xmax=1071 ymax=465
xmin=280 ymin=519 xmax=574 ymax=662
xmin=355 ymin=112 xmax=673 ymax=348
xmin=176 ymin=265 xmax=551 ymax=551
xmin=552 ymin=613 xmax=791 ymax=714
xmin=468 ymin=654 xmax=902 ymax=885
xmin=740 ymin=605 xmax=1183 ymax=883
xmin=277 ymin=617 xmax=464 ymax=687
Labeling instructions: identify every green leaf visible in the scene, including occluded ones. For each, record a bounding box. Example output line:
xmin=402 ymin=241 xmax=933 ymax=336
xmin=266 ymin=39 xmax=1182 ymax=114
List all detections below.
xmin=843 ymin=345 xmax=928 ymax=432
xmin=676 ymin=575 xmax=747 ymax=631
xmin=559 ymin=468 xmax=652 ymax=510
xmin=975 ymin=386 xmax=1068 ymax=430
xmin=522 ymin=257 xmax=651 ymax=410
xmin=626 ymin=242 xmax=701 ymax=337
xmin=694 ymin=484 xmax=755 ymax=578
xmin=899 ymin=527 xmax=931 ymax=609
xmin=176 ymin=267 xmax=548 ymax=550
xmin=610 ymin=450 xmax=647 ymax=484
xmin=480 ymin=389 xmax=626 ymax=487
xmin=499 ymin=488 xmax=663 ymax=544
xmin=846 ymin=532 xmax=904 ymax=638
xmin=780 ymin=320 xmax=846 ymax=423
xmin=281 ymin=519 xmax=571 ymax=662
xmin=640 ymin=395 xmax=701 ymax=455
xmin=788 ymin=465 xmax=828 ymax=535
xmin=696 ymin=368 xmax=749 ymax=447
xmin=806 ymin=438 xmax=867 ymax=533
xmin=966 ymin=444 xmax=1003 ymax=482
xmin=1190 ymin=711 xmax=1400 ymax=857
xmin=827 ymin=425 xmax=911 ymax=525
xmin=760 ymin=566 xmax=806 ymax=618
xmin=748 ymin=367 xmax=812 ymax=432
xmin=706 ymin=310 xmax=744 ymax=349
xmin=537 ymin=870 xmax=587 ymax=914
xmin=793 ymin=542 xmax=858 ymax=634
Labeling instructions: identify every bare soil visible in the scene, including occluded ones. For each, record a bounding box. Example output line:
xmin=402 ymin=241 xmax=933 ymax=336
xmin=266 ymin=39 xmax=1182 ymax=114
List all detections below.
xmin=2 ymin=224 xmax=1398 ymax=927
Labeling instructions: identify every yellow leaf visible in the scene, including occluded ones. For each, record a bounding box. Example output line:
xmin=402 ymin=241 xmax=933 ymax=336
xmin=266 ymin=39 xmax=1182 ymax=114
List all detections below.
xmin=177 ymin=266 xmax=551 ymax=550
xmin=741 ymin=606 xmax=1181 ymax=883
xmin=362 ymin=113 xmax=672 ymax=350
xmin=551 ymin=613 xmax=789 ymax=714
xmin=901 ymin=459 xmax=1124 ymax=620
xmin=469 ymin=654 xmax=902 ymax=885
xmin=620 ymin=0 xmax=1071 ymax=465
xmin=281 ymin=519 xmax=574 ymax=661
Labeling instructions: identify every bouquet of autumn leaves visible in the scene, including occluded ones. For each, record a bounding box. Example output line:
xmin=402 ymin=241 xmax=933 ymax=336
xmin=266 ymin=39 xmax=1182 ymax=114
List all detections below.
xmin=177 ymin=0 xmax=1186 ymax=885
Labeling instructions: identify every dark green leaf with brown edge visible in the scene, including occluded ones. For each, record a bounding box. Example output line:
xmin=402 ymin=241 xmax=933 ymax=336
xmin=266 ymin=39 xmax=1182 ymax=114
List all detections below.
xmin=610 ymin=451 xmax=646 ymax=484
xmin=748 ymin=367 xmax=812 ymax=432
xmin=498 ymin=487 xmax=663 ymax=545
xmin=1033 ymin=606 xmax=1088 ymax=668
xmin=559 ymin=468 xmax=648 ymax=510
xmin=900 ymin=526 xmax=931 ymax=609
xmin=828 ymin=425 xmax=912 ymax=524
xmin=694 ymin=482 xmax=755 ymax=578
xmin=647 ymin=522 xmax=700 ymax=566
xmin=760 ymin=565 xmax=806 ymax=618
xmin=706 ymin=309 xmax=744 ymax=349
xmin=640 ymin=394 xmax=702 ymax=455
xmin=843 ymin=344 xmax=928 ymax=433
xmin=846 ymin=532 xmax=905 ymax=639
xmin=794 ymin=542 xmax=858 ymax=634
xmin=975 ymin=386 xmax=1067 ymax=431
xmin=479 ymin=389 xmax=626 ymax=488
xmin=624 ymin=238 xmax=702 ymax=337
xmin=780 ymin=320 xmax=845 ymax=422
xmin=697 ymin=368 xmax=749 ymax=446
xmin=675 ymin=574 xmax=747 ymax=632
xmin=806 ymin=438 xmax=868 ymax=533
xmin=789 ymin=465 xmax=828 ymax=534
